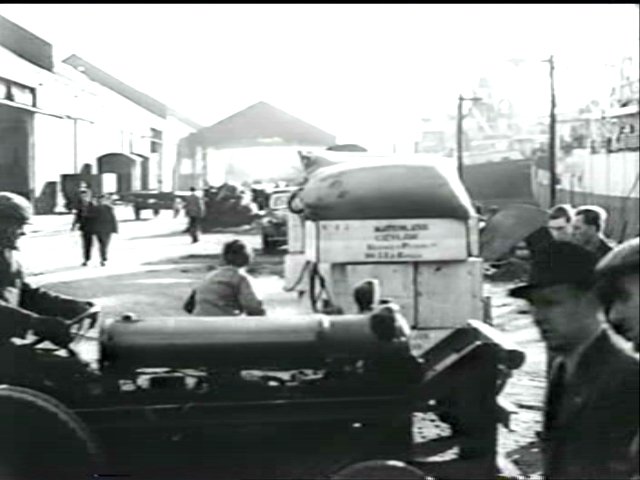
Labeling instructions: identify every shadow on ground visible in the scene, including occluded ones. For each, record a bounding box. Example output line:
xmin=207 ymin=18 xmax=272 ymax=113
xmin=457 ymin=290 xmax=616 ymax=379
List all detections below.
xmin=127 ymin=231 xmax=186 ymax=241
xmin=142 ymin=252 xmax=286 ymax=277
xmin=118 ymin=218 xmax=154 ymax=224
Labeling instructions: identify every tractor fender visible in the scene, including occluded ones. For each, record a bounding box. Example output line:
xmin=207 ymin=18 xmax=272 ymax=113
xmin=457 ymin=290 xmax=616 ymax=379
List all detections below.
xmin=0 ymin=385 xmax=103 ymax=479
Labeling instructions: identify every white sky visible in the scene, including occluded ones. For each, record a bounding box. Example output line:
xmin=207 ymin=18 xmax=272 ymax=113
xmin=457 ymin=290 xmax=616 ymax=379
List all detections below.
xmin=0 ymin=4 xmax=638 ymax=150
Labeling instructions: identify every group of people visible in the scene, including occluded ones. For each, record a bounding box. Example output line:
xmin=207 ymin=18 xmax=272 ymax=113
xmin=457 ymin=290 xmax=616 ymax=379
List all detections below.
xmin=510 ymin=202 xmax=639 ymax=479
xmin=546 ymin=203 xmax=614 ymax=260
xmin=71 ymin=188 xmax=119 ymax=266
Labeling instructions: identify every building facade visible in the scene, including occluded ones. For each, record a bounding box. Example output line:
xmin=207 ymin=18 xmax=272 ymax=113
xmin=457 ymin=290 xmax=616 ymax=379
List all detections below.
xmin=0 ymin=15 xmax=199 ymax=212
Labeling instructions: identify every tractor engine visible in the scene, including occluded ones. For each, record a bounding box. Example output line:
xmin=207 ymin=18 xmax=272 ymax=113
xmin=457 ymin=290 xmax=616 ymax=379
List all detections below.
xmin=97 ymin=305 xmax=421 ymax=396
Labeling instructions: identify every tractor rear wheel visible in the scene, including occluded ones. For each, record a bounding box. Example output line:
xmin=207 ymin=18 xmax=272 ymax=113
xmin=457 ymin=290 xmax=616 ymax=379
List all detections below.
xmin=0 ymin=385 xmax=103 ymax=480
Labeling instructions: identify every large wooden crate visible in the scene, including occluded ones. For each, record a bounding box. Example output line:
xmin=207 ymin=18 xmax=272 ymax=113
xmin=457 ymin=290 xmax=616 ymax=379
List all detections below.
xmin=293 ymin=217 xmax=483 ymax=329
xmin=326 ymin=258 xmax=483 ymax=329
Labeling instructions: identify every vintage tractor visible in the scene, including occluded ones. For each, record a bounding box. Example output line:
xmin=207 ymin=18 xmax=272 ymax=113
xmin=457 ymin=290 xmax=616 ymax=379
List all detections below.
xmin=0 ymin=152 xmax=525 ymax=479
xmin=0 ymin=299 xmax=523 ymax=480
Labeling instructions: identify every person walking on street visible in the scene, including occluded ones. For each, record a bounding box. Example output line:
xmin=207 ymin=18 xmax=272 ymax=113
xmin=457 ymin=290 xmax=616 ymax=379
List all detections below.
xmin=71 ymin=188 xmax=95 ymax=266
xmin=572 ymin=205 xmax=614 ymax=260
xmin=184 ymin=187 xmax=205 ymax=243
xmin=91 ymin=194 xmax=118 ymax=266
xmin=190 ymin=239 xmax=265 ymax=316
xmin=510 ymin=240 xmax=639 ymax=480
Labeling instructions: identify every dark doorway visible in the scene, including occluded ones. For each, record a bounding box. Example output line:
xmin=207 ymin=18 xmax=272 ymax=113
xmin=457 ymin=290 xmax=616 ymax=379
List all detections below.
xmin=0 ymin=105 xmax=32 ymax=198
xmin=139 ymin=155 xmax=150 ymax=190
xmin=97 ymin=153 xmax=139 ymax=193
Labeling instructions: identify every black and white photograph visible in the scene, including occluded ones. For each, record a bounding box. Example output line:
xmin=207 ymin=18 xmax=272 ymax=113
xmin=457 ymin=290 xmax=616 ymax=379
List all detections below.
xmin=0 ymin=4 xmax=638 ymax=479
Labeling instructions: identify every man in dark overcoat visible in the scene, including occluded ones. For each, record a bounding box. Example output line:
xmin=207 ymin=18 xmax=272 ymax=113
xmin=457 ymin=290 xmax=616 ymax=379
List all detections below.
xmin=71 ymin=188 xmax=95 ymax=266
xmin=510 ymin=240 xmax=639 ymax=479
xmin=183 ymin=186 xmax=205 ymax=243
xmin=90 ymin=194 xmax=118 ymax=266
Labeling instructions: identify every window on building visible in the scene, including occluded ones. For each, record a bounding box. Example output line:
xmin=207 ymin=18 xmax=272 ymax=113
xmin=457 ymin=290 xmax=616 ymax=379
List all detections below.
xmin=11 ymin=83 xmax=35 ymax=106
xmin=150 ymin=128 xmax=162 ymax=153
xmin=0 ymin=77 xmax=36 ymax=107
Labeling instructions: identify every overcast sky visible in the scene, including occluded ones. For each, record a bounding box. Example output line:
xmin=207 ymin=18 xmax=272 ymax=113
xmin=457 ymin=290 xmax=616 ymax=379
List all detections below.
xmin=0 ymin=4 xmax=638 ymax=148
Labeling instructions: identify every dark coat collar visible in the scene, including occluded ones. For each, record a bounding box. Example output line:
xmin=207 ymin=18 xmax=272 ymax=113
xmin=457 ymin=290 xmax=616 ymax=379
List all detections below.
xmin=560 ymin=330 xmax=627 ymax=421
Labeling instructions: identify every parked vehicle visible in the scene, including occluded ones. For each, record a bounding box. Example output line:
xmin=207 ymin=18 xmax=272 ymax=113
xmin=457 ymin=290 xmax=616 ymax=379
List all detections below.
xmin=118 ymin=191 xmax=191 ymax=220
xmin=202 ymin=183 xmax=260 ymax=231
xmin=260 ymin=187 xmax=298 ymax=253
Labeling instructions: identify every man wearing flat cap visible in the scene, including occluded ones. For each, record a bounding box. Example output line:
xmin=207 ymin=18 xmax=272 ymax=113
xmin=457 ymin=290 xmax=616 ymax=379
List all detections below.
xmin=510 ymin=240 xmax=639 ymax=479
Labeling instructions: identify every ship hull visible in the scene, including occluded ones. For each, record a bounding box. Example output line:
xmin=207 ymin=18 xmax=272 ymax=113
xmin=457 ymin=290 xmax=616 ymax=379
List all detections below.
xmin=462 ymin=158 xmax=538 ymax=208
xmin=462 ymin=149 xmax=639 ymax=241
xmin=533 ymin=148 xmax=639 ymax=241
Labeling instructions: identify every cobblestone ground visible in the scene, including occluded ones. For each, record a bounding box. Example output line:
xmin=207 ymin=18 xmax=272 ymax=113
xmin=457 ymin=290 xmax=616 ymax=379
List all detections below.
xmin=488 ymin=282 xmax=546 ymax=478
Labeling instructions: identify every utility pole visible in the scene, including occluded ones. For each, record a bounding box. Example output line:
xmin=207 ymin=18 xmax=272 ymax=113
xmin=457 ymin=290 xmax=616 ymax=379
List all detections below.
xmin=202 ymin=147 xmax=208 ymax=188
xmin=456 ymin=95 xmax=464 ymax=180
xmin=456 ymin=95 xmax=482 ymax=181
xmin=544 ymin=55 xmax=557 ymax=206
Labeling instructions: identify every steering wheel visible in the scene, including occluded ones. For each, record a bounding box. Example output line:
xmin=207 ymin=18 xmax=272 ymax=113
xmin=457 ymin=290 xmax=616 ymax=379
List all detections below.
xmin=29 ymin=305 xmax=102 ymax=358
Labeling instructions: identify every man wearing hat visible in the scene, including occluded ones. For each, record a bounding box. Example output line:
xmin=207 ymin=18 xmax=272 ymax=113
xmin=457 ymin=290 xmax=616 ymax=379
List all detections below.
xmin=595 ymin=236 xmax=639 ymax=479
xmin=0 ymin=192 xmax=94 ymax=349
xmin=510 ymin=240 xmax=639 ymax=479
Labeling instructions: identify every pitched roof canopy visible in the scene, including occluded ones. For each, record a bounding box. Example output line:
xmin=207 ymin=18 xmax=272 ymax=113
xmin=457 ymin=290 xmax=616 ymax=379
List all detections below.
xmin=63 ymin=54 xmax=201 ymax=129
xmin=195 ymin=101 xmax=336 ymax=149
xmin=0 ymin=14 xmax=53 ymax=71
